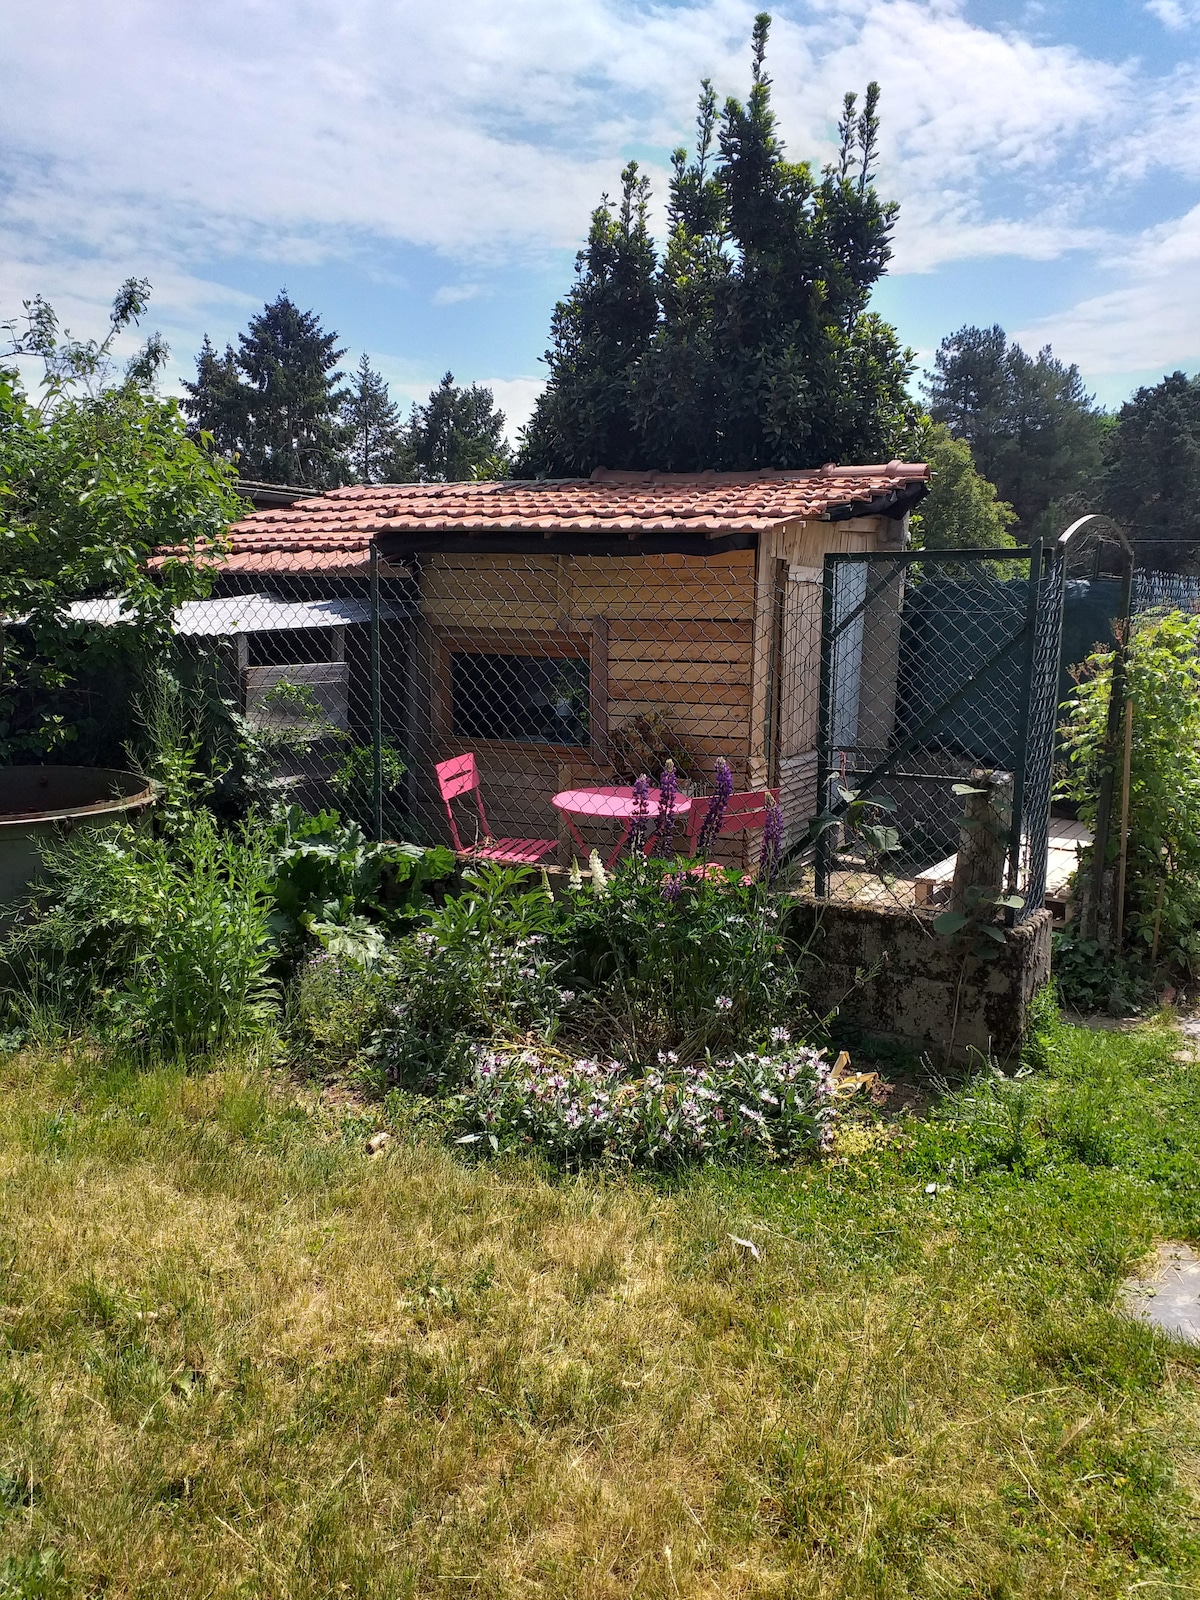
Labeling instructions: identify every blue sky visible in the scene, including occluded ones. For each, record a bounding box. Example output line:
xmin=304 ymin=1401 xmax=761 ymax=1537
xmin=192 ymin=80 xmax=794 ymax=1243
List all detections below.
xmin=5 ymin=0 xmax=1200 ymax=443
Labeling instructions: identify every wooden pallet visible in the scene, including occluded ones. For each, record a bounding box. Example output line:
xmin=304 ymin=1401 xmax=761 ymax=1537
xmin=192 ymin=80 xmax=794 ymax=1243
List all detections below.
xmin=913 ymin=819 xmax=1092 ymax=915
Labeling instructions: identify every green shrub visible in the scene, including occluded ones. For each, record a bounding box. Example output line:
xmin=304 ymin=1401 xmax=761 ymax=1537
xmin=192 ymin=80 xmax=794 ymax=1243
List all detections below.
xmin=1059 ymin=609 xmax=1200 ymax=972
xmin=290 ymin=950 xmax=389 ymax=1076
xmin=555 ymin=854 xmax=806 ymax=1062
xmin=367 ymin=856 xmax=810 ymax=1096
xmin=368 ymin=865 xmax=566 ymax=1086
xmin=7 ymin=812 xmax=276 ymax=1058
xmin=268 ymin=807 xmax=454 ymax=965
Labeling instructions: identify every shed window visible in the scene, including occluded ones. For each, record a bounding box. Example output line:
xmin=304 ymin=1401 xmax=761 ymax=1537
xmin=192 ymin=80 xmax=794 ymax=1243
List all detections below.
xmin=450 ymin=653 xmax=589 ymax=746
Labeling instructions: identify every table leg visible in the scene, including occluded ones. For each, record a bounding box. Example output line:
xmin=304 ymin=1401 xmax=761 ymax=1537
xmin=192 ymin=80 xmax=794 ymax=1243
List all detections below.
xmin=559 ymin=812 xmax=591 ymax=858
xmin=606 ymin=825 xmax=633 ymax=869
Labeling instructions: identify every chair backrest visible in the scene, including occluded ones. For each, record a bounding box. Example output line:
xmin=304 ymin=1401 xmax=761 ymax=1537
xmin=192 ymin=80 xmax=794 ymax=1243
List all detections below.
xmin=435 ymin=754 xmax=489 ymax=850
xmin=687 ymin=788 xmax=780 ymax=844
xmin=436 ymin=752 xmax=479 ymax=801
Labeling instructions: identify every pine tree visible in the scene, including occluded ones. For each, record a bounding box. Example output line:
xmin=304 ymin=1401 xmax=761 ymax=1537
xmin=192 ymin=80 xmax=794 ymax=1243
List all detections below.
xmin=342 ymin=353 xmax=400 ymax=483
xmin=1102 ymin=372 xmax=1200 ymax=573
xmin=181 ymin=336 xmax=245 ymax=459
xmin=393 ymin=373 xmax=512 ymax=481
xmin=182 ymin=292 xmax=350 ymax=487
xmin=924 ymin=325 xmax=1106 ymax=533
xmin=518 ymin=15 xmax=916 ymax=475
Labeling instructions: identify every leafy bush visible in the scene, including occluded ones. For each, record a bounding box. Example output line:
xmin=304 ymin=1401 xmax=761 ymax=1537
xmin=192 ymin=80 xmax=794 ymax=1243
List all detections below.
xmin=367 ymin=854 xmax=809 ymax=1103
xmin=329 ymin=740 xmax=408 ymax=836
xmin=555 ymin=854 xmax=805 ymax=1061
xmin=6 ymin=812 xmax=276 ymax=1057
xmin=0 ymin=284 xmax=240 ymax=764
xmin=290 ymin=949 xmax=390 ymax=1076
xmin=1058 ymin=609 xmax=1200 ymax=971
xmin=452 ymin=1038 xmax=835 ymax=1168
xmin=1050 ymin=925 xmax=1147 ymax=1014
xmin=267 ymin=807 xmax=454 ymax=964
xmin=367 ymin=865 xmax=567 ymax=1086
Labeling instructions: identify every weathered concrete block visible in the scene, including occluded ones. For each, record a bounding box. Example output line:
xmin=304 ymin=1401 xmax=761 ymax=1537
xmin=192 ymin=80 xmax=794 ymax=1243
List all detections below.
xmin=789 ymin=896 xmax=1052 ymax=1062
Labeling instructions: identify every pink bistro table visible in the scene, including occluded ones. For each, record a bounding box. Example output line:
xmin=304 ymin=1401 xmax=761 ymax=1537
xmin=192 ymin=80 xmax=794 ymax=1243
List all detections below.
xmin=551 ymin=786 xmax=698 ymax=867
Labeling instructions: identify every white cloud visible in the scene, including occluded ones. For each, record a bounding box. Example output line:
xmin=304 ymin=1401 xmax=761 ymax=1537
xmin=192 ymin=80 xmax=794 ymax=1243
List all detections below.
xmin=0 ymin=0 xmax=1196 ymax=397
xmin=432 ymin=284 xmax=487 ymax=307
xmin=484 ymin=376 xmax=547 ymax=444
xmin=1146 ymin=0 xmax=1200 ymax=29
xmin=0 ymin=0 xmax=1138 ymax=277
xmin=1016 ymin=203 xmax=1200 ymax=375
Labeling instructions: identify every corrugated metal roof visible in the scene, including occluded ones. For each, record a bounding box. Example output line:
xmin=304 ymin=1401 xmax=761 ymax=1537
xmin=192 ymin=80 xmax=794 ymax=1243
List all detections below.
xmin=61 ymin=594 xmax=398 ymax=635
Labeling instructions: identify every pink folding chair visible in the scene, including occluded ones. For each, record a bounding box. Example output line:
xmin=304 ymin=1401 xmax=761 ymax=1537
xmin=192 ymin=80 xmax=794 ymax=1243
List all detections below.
xmin=686 ymin=788 xmax=781 ymax=850
xmin=435 ymin=754 xmax=558 ymax=866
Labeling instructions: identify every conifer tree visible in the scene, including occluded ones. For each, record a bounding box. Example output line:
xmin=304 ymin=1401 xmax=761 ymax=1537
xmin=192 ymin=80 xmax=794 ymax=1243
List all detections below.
xmin=342 ymin=353 xmax=400 ymax=483
xmin=518 ymin=14 xmax=916 ymax=475
xmin=183 ymin=336 xmax=246 ymax=459
xmin=393 ymin=372 xmax=511 ymax=481
xmin=182 ymin=292 xmax=350 ymax=487
xmin=1102 ymin=372 xmax=1200 ymax=573
xmin=924 ymin=325 xmax=1105 ymax=533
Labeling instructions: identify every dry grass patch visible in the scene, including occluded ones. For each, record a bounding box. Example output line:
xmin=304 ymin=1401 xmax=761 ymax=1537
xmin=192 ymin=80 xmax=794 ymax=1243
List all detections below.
xmin=0 ymin=1033 xmax=1197 ymax=1597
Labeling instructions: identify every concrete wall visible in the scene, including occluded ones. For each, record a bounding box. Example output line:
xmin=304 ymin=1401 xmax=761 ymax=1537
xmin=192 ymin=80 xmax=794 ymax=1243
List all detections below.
xmin=789 ymin=896 xmax=1052 ymax=1062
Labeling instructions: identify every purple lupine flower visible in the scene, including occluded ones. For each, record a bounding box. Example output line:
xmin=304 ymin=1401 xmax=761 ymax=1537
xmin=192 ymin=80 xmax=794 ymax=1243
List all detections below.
xmin=628 ymin=772 xmax=652 ymax=854
xmin=695 ymin=758 xmax=734 ymax=859
xmin=758 ymin=793 xmax=784 ymax=884
xmin=660 ymin=870 xmax=684 ymax=903
xmin=648 ymin=760 xmax=678 ymax=858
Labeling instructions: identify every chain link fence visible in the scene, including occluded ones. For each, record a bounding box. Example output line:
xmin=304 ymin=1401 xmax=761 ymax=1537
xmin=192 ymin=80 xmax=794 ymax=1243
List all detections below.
xmin=38 ymin=513 xmax=1134 ymax=917
xmin=186 ymin=544 xmax=794 ymax=870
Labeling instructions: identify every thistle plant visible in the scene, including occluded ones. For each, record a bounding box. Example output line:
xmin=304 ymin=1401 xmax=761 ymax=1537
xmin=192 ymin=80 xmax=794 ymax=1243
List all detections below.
xmin=649 ymin=760 xmax=678 ymax=858
xmin=628 ymin=773 xmax=652 ymax=854
xmin=695 ymin=758 xmax=734 ymax=859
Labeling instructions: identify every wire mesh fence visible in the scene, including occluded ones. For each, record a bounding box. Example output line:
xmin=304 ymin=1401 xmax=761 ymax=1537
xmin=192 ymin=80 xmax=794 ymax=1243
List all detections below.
xmin=807 ymin=548 xmax=1051 ymax=918
xmin=192 ymin=544 xmax=795 ymax=872
xmin=38 ymin=511 xmax=1137 ymax=915
xmin=137 ymin=534 xmax=1076 ymax=913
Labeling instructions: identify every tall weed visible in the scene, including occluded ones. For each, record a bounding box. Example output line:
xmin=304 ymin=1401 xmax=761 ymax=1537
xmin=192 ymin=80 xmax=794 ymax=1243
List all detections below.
xmin=5 ymin=813 xmax=276 ymax=1059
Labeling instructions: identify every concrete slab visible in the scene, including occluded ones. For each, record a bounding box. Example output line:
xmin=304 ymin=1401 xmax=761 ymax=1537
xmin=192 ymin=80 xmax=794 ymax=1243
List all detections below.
xmin=1121 ymin=1242 xmax=1200 ymax=1345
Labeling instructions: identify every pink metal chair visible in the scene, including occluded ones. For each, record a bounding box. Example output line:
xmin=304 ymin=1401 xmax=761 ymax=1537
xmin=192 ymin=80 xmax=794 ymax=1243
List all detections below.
xmin=685 ymin=788 xmax=781 ymax=850
xmin=435 ymin=754 xmax=558 ymax=866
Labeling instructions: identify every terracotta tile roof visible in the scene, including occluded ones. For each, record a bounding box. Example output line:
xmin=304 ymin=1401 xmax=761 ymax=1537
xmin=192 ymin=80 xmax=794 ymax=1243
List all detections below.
xmin=178 ymin=463 xmax=929 ymax=573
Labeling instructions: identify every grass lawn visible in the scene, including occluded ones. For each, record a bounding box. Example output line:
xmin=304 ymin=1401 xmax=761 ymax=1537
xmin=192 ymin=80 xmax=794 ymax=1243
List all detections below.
xmin=0 ymin=1015 xmax=1198 ymax=1597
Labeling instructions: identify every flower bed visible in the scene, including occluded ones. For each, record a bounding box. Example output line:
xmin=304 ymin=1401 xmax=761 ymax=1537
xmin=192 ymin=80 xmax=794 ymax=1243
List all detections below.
xmin=453 ymin=1038 xmax=836 ymax=1167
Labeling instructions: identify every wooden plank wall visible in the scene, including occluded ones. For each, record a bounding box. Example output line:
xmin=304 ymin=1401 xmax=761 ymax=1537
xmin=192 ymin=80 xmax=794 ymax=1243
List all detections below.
xmin=402 ymin=526 xmax=895 ymax=860
xmin=406 ymin=549 xmax=759 ymax=857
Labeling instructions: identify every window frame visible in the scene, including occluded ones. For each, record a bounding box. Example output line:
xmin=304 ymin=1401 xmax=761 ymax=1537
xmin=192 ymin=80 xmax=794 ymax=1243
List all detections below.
xmin=431 ymin=624 xmax=608 ymax=765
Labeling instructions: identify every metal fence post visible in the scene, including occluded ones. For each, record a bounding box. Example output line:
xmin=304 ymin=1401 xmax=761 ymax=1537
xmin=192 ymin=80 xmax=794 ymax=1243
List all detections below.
xmin=370 ymin=541 xmax=383 ymax=840
xmin=1004 ymin=539 xmax=1044 ymax=904
xmin=814 ymin=554 xmax=837 ymax=898
xmin=1086 ymin=554 xmax=1135 ymax=947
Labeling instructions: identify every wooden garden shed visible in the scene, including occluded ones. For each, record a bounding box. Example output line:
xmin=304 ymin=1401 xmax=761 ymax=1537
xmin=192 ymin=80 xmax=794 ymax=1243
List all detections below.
xmin=200 ymin=463 xmax=930 ymax=855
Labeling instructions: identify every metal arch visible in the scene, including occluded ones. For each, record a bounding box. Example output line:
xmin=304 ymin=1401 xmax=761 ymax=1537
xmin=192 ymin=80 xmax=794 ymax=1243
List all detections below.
xmin=1054 ymin=513 xmax=1134 ymax=564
